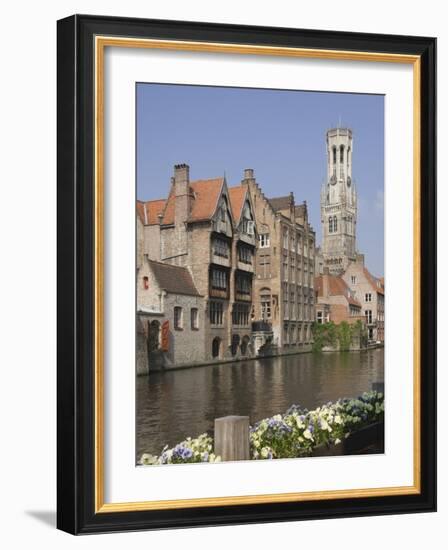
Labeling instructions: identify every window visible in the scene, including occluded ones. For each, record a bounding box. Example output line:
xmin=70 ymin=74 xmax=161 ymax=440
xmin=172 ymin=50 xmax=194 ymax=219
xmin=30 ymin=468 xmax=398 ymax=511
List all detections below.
xmin=259 ymin=253 xmax=271 ymax=278
xmin=332 ymin=146 xmax=337 ymax=164
xmin=213 ymin=238 xmax=229 ymax=258
xmin=365 ymin=309 xmax=373 ymax=324
xmin=210 ymin=301 xmax=223 ymax=325
xmin=142 ymin=276 xmax=149 ymax=289
xmin=259 ymin=233 xmax=270 ymax=248
xmin=174 ymin=307 xmax=183 ymax=330
xmin=242 ymin=219 xmax=255 ymax=235
xmin=351 ymin=275 xmax=357 ymax=285
xmin=220 ymin=204 xmax=226 ymax=222
xmin=333 ymin=216 xmax=338 ymax=232
xmin=238 ymin=245 xmax=252 ymax=264
xmin=235 ymin=273 xmax=252 ymax=295
xmin=317 ymin=311 xmax=323 ymax=324
xmin=340 ymin=144 xmax=344 ymax=163
xmin=232 ymin=303 xmax=250 ymax=325
xmin=283 ymin=254 xmax=288 ymax=281
xmin=329 ymin=216 xmax=333 ymax=233
xmin=290 ymin=235 xmax=295 ymax=252
xmin=211 ymin=268 xmax=227 ymax=290
xmin=365 ymin=293 xmax=372 ymax=302
xmin=190 ymin=308 xmax=199 ymax=330
xmin=260 ymin=295 xmax=271 ymax=319
xmin=282 ymin=229 xmax=289 ymax=249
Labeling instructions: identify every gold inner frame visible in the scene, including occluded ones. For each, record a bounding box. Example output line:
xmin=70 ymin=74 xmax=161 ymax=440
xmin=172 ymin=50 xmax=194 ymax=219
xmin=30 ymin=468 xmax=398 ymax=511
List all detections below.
xmin=94 ymin=36 xmax=421 ymax=513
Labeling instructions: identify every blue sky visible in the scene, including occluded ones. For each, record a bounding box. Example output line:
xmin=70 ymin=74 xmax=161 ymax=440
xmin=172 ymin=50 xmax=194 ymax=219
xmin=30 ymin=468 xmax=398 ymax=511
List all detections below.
xmin=137 ymin=84 xmax=384 ymax=276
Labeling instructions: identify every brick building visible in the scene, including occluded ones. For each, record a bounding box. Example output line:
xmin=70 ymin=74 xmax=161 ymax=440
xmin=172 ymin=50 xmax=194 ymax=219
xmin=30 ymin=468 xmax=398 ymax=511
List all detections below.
xmin=137 ymin=164 xmax=257 ymax=366
xmin=314 ymin=268 xmax=364 ymax=325
xmin=341 ymin=254 xmax=385 ymax=342
xmin=240 ymin=169 xmax=316 ymax=350
xmin=137 ymin=257 xmax=204 ymax=373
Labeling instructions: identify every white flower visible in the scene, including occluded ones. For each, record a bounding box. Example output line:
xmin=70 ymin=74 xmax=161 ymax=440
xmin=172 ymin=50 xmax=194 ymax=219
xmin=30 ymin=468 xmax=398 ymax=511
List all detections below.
xmin=303 ymin=429 xmax=313 ymax=440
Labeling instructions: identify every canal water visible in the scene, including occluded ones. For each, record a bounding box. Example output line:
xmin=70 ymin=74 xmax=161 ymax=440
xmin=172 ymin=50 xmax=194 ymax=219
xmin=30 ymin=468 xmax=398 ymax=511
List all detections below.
xmin=136 ymin=348 xmax=384 ymax=459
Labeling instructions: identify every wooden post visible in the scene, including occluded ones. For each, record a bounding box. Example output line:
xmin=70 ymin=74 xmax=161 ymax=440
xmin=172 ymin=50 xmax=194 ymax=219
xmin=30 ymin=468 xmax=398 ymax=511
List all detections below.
xmin=214 ymin=416 xmax=250 ymax=461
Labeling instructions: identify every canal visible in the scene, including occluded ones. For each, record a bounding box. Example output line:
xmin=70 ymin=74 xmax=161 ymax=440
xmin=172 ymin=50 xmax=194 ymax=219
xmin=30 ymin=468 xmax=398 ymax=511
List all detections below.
xmin=136 ymin=348 xmax=384 ymax=460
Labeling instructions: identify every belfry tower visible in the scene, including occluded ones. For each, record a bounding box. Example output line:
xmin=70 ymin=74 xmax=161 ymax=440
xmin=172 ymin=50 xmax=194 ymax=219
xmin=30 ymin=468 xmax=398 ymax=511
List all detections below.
xmin=320 ymin=127 xmax=357 ymax=274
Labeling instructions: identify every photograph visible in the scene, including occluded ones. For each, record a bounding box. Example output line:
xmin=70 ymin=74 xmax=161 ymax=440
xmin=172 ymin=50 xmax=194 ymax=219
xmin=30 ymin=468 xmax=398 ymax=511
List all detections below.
xmin=135 ymin=84 xmax=385 ymax=466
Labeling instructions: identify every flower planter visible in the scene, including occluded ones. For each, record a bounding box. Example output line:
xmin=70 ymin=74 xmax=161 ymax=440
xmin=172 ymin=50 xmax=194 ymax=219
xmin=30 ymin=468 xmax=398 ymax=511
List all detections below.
xmin=312 ymin=420 xmax=384 ymax=457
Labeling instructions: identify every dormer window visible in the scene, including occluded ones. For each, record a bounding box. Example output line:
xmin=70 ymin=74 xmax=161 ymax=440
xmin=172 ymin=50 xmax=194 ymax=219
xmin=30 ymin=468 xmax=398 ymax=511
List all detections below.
xmin=242 ymin=219 xmax=255 ymax=235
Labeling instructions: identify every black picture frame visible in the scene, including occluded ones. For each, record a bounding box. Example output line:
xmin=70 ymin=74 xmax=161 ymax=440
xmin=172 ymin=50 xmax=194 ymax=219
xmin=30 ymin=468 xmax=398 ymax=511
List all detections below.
xmin=57 ymin=14 xmax=436 ymax=534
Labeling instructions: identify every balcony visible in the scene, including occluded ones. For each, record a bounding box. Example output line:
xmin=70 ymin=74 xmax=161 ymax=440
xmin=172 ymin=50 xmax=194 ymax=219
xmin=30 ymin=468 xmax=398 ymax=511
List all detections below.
xmin=252 ymin=321 xmax=272 ymax=332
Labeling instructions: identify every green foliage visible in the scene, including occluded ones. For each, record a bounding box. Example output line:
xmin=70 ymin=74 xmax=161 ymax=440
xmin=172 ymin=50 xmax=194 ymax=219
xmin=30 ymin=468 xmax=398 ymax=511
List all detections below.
xmin=312 ymin=321 xmax=338 ymax=351
xmin=312 ymin=320 xmax=367 ymax=352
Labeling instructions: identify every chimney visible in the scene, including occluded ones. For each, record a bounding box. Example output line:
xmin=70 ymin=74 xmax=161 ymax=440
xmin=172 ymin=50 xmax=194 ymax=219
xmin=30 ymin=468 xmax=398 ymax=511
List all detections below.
xmin=242 ymin=168 xmax=255 ymax=185
xmin=173 ymin=163 xmax=190 ymax=225
xmin=355 ymin=253 xmax=365 ymax=266
xmin=289 ymin=191 xmax=295 ymax=220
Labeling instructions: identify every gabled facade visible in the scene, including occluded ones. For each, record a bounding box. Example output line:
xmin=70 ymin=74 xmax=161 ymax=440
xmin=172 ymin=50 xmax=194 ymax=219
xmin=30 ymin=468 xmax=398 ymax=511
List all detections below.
xmin=137 ymin=164 xmax=257 ymax=364
xmin=341 ymin=254 xmax=385 ymax=342
xmin=314 ymin=268 xmax=364 ymax=325
xmin=241 ymin=168 xmax=316 ymax=350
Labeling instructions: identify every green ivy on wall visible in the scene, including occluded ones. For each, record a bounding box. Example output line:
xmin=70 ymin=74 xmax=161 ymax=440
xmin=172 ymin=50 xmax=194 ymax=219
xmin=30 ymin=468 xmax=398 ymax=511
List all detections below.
xmin=312 ymin=320 xmax=367 ymax=352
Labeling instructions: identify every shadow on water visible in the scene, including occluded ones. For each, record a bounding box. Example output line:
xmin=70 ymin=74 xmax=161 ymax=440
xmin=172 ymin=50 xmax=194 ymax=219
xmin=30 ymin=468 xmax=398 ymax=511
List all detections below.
xmin=136 ymin=348 xmax=384 ymax=459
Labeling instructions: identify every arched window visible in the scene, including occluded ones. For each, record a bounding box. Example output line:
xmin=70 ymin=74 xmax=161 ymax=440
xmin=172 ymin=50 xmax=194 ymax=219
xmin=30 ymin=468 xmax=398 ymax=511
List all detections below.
xmin=332 ymin=146 xmax=337 ymax=164
xmin=329 ymin=216 xmax=333 ymax=233
xmin=340 ymin=145 xmax=344 ymax=163
xmin=231 ymin=334 xmax=240 ymax=356
xmin=333 ymin=216 xmax=338 ymax=232
xmin=212 ymin=337 xmax=221 ymax=358
xmin=240 ymin=335 xmax=250 ymax=356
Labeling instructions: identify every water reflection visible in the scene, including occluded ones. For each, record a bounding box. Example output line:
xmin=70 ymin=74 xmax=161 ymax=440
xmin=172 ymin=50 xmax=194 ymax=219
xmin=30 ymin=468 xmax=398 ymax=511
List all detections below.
xmin=136 ymin=349 xmax=384 ymax=458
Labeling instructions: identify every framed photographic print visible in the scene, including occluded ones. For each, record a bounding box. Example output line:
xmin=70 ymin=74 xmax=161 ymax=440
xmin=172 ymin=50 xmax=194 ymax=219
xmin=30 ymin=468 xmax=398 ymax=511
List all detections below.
xmin=57 ymin=14 xmax=436 ymax=534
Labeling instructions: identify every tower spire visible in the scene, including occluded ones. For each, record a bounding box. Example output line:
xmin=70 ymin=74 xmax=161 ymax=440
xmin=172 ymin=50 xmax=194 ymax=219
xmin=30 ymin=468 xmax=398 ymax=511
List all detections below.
xmin=320 ymin=126 xmax=357 ymax=274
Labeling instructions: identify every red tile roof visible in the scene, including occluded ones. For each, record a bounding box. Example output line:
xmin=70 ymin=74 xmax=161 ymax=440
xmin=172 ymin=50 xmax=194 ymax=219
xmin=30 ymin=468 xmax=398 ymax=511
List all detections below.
xmin=228 ymin=186 xmax=247 ymax=223
xmin=136 ymin=199 xmax=166 ymax=225
xmin=160 ymin=178 xmax=224 ymax=226
xmin=315 ymin=274 xmax=361 ymax=307
xmin=363 ymin=268 xmax=385 ymax=295
xmin=190 ymin=178 xmax=224 ymax=222
xmin=148 ymin=260 xmax=201 ymax=296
